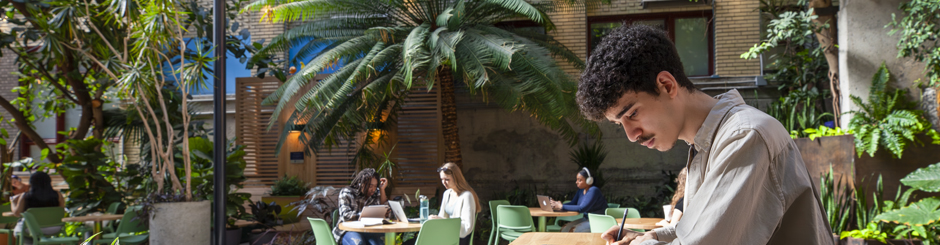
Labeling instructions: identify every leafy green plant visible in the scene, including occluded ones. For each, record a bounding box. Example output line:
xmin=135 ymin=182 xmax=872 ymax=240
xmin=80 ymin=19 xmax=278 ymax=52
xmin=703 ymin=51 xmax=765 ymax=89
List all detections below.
xmin=249 ymin=201 xmax=284 ymax=230
xmin=768 ymin=87 xmax=833 ymax=138
xmin=888 ymin=0 xmax=940 ymax=87
xmin=820 ymin=167 xmax=853 ymax=234
xmin=185 ymin=137 xmax=252 ymax=228
xmin=875 ymin=162 xmax=940 ymax=244
xmin=841 ymin=222 xmax=889 ymax=243
xmin=800 ymin=126 xmax=852 ymax=140
xmin=847 ymin=63 xmax=940 ymax=159
xmin=570 ymin=142 xmax=608 ymax=188
xmin=288 ymin=185 xmax=338 ymax=219
xmin=56 ymin=137 xmax=145 ymax=216
xmin=269 ymin=175 xmax=311 ymax=196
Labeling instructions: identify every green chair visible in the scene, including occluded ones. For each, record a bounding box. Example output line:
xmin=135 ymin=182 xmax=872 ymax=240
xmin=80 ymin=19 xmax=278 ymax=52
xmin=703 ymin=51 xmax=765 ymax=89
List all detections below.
xmin=0 ymin=205 xmax=18 ymax=245
xmin=307 ymin=218 xmax=337 ymax=245
xmin=331 ymin=209 xmax=340 ymax=228
xmin=546 ymin=200 xmax=580 ymax=232
xmin=605 ymin=208 xmax=640 ymax=218
xmin=21 ymin=212 xmax=79 ymax=245
xmin=487 ymin=200 xmax=510 ymax=245
xmin=495 ymin=205 xmax=535 ymax=244
xmin=18 ymin=207 xmax=66 ymax=245
xmin=413 ymin=218 xmax=460 ymax=245
xmin=102 ymin=202 xmax=123 ymax=233
xmin=607 ymin=203 xmax=621 ymax=208
xmin=587 ymin=213 xmax=618 ymax=233
xmin=93 ymin=206 xmax=148 ymax=244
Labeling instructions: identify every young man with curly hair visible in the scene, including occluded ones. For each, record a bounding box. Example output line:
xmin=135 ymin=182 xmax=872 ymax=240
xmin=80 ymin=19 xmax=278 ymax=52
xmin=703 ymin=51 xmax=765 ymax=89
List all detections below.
xmin=579 ymin=25 xmax=832 ymax=244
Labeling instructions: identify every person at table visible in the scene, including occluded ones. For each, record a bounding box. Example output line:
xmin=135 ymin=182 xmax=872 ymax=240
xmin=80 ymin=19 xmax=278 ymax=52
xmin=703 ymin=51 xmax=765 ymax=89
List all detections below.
xmin=332 ymin=168 xmax=389 ymax=245
xmin=11 ymin=171 xmax=66 ymax=241
xmin=578 ymin=24 xmax=832 ymax=244
xmin=549 ymin=167 xmax=607 ymax=232
xmin=428 ymin=162 xmax=481 ymax=245
xmin=11 ymin=175 xmax=29 ymax=196
xmin=656 ymin=167 xmax=686 ymax=227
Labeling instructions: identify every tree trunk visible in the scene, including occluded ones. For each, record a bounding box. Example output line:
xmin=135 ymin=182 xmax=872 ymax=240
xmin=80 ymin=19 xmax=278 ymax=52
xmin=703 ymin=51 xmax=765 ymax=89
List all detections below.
xmin=810 ymin=0 xmax=841 ymax=126
xmin=439 ymin=68 xmax=462 ymax=169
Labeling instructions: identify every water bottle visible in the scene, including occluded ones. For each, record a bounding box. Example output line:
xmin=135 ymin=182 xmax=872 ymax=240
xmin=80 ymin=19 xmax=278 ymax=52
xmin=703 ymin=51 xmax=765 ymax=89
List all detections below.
xmin=419 ymin=195 xmax=429 ymax=223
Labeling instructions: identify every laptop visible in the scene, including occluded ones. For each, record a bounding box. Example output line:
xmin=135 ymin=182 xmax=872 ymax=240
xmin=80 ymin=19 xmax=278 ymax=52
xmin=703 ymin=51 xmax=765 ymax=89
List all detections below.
xmin=536 ymin=195 xmax=564 ymax=212
xmin=389 ymin=201 xmax=421 ymax=223
xmin=358 ymin=205 xmax=393 ymax=226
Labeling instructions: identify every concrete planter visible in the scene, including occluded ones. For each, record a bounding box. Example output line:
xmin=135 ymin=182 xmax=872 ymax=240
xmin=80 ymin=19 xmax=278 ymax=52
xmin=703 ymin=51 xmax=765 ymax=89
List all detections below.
xmin=149 ymin=200 xmax=211 ymax=245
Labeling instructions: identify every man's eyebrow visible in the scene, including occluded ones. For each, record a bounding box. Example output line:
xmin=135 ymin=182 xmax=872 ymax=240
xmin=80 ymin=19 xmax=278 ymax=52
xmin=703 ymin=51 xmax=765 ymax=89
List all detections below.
xmin=615 ymin=102 xmax=635 ymax=119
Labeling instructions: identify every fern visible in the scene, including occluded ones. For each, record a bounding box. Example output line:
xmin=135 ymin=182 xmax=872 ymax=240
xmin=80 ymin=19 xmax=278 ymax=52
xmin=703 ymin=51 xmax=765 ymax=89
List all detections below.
xmin=847 ymin=62 xmax=940 ymax=159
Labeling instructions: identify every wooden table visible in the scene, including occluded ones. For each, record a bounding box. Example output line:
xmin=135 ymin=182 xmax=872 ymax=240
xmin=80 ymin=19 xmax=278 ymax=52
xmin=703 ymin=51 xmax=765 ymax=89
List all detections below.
xmin=62 ymin=214 xmax=124 ymax=234
xmin=528 ymin=208 xmax=579 ymax=232
xmin=338 ymin=221 xmax=422 ymax=245
xmin=510 ymin=232 xmax=605 ymax=245
xmin=615 ymin=218 xmax=664 ymax=230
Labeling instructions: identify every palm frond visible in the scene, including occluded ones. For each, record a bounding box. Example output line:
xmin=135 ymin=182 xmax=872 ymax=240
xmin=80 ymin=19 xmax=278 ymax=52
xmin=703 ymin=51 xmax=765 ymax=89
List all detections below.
xmin=481 ymin=0 xmax=554 ymax=30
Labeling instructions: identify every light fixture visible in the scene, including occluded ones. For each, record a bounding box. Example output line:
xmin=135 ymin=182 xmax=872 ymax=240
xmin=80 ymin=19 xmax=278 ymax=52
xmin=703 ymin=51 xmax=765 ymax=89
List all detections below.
xmin=289 ymin=124 xmax=306 ymax=132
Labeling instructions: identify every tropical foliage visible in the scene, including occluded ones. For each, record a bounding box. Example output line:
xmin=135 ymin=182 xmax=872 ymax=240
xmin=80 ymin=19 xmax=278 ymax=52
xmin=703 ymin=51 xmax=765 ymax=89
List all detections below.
xmin=888 ymin=0 xmax=940 ymax=87
xmin=570 ymin=142 xmax=608 ymax=188
xmin=875 ymin=162 xmax=940 ymax=244
xmin=847 ymin=63 xmax=940 ymax=159
xmin=242 ymin=0 xmax=601 ymax=167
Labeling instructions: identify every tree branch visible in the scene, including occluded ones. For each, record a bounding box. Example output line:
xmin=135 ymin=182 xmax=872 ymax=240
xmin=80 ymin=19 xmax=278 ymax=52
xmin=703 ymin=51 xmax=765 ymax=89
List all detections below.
xmin=0 ymin=95 xmax=62 ymax=163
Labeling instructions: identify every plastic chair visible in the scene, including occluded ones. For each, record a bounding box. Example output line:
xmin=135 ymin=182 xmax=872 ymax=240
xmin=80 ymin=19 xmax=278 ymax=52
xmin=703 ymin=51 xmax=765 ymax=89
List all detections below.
xmin=307 ymin=218 xmax=337 ymax=245
xmin=21 ymin=212 xmax=79 ymax=245
xmin=102 ymin=202 xmax=123 ymax=233
xmin=495 ymin=205 xmax=535 ymax=243
xmin=607 ymin=203 xmax=621 ymax=208
xmin=93 ymin=206 xmax=148 ymax=244
xmin=0 ymin=205 xmax=18 ymax=245
xmin=18 ymin=207 xmax=66 ymax=244
xmin=605 ymin=208 xmax=640 ymax=218
xmin=546 ymin=200 xmax=580 ymax=232
xmin=487 ymin=200 xmax=510 ymax=245
xmin=331 ymin=209 xmax=340 ymax=228
xmin=587 ymin=213 xmax=617 ymax=233
xmin=413 ymin=218 xmax=460 ymax=245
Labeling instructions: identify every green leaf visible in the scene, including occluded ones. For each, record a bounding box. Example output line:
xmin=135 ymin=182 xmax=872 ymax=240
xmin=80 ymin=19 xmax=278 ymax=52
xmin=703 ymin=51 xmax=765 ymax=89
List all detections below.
xmin=874 ymin=197 xmax=940 ymax=226
xmin=900 ymin=162 xmax=940 ymax=192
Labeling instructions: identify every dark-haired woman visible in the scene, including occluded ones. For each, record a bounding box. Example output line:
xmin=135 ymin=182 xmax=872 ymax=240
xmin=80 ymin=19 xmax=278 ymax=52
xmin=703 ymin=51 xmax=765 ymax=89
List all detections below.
xmin=550 ymin=167 xmax=608 ymax=232
xmin=11 ymin=171 xmax=66 ymax=241
xmin=332 ymin=168 xmax=388 ymax=245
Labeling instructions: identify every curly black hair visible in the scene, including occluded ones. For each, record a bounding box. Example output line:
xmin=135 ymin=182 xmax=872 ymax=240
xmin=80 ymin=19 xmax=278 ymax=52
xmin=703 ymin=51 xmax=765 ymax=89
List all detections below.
xmin=577 ymin=24 xmax=698 ymax=121
xmin=349 ymin=168 xmax=380 ymax=195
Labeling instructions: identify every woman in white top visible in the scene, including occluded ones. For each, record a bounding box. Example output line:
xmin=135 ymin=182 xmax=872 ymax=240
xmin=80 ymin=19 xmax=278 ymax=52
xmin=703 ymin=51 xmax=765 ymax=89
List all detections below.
xmin=429 ymin=162 xmax=480 ymax=245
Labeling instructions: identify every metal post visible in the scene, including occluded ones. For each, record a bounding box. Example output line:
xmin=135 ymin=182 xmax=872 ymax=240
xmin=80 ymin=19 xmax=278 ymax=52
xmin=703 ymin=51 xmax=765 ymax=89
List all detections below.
xmin=212 ymin=0 xmax=227 ymax=243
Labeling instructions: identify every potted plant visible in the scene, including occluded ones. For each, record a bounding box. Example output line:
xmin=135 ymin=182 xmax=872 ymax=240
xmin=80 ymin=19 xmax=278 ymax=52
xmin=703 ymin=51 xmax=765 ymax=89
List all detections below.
xmin=262 ymin=175 xmax=310 ymax=223
xmin=248 ymin=201 xmax=283 ymax=245
xmin=871 ymin=162 xmax=940 ymax=245
xmin=288 ymin=185 xmax=340 ymax=224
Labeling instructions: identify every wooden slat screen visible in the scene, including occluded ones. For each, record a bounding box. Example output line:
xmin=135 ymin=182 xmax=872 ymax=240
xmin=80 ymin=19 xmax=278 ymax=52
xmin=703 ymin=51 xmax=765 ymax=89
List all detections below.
xmin=235 ymin=77 xmax=281 ymax=187
xmin=394 ymin=86 xmax=442 ymax=188
xmin=314 ymin=139 xmax=358 ymax=186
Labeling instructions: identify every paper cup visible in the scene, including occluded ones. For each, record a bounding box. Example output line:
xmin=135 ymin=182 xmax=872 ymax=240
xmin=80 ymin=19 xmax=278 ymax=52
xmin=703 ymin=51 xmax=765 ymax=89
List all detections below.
xmin=663 ymin=205 xmax=672 ymax=222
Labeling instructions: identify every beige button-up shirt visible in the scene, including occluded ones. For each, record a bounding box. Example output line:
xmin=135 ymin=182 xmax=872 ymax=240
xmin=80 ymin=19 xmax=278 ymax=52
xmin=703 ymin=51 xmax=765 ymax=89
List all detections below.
xmin=641 ymin=90 xmax=833 ymax=245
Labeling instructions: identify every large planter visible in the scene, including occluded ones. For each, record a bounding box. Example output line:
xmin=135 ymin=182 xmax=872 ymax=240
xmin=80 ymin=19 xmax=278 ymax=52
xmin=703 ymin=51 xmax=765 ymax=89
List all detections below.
xmin=149 ymin=200 xmax=211 ymax=245
xmin=261 ymin=196 xmax=304 ymax=224
xmin=843 ymin=237 xmax=922 ymax=245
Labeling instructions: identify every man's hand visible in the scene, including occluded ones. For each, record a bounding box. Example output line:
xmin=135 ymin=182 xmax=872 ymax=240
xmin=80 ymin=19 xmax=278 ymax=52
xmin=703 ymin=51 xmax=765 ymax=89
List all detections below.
xmin=628 ymin=232 xmax=658 ymax=245
xmin=601 ymin=225 xmax=644 ymax=244
xmin=379 ymin=178 xmax=388 ymax=190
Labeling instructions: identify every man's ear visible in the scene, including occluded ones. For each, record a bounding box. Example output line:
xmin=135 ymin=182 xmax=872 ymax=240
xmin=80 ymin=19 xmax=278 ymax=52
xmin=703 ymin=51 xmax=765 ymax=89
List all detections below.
xmin=656 ymin=71 xmax=679 ymax=99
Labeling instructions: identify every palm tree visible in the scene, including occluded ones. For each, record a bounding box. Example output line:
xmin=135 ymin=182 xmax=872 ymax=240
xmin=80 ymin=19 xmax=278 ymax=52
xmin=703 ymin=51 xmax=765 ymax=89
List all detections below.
xmin=243 ymin=0 xmax=600 ymax=168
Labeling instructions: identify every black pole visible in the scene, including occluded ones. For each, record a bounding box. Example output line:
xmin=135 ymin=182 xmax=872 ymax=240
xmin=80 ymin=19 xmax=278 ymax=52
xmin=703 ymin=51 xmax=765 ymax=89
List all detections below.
xmin=212 ymin=0 xmax=227 ymax=243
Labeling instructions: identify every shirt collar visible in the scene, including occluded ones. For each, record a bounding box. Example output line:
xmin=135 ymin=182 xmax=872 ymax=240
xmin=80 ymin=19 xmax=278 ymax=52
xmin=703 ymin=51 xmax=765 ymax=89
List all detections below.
xmin=692 ymin=89 xmax=746 ymax=152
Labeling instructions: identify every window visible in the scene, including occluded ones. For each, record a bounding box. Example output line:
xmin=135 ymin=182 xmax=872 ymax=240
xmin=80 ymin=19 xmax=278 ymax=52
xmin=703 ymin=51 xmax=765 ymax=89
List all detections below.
xmin=588 ymin=11 xmax=714 ymax=76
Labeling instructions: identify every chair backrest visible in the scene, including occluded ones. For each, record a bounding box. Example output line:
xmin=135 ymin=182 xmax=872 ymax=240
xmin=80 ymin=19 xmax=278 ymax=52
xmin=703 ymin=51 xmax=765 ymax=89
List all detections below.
xmin=115 ymin=206 xmax=148 ymax=234
xmin=587 ymin=214 xmax=618 ymax=233
xmin=23 ymin=207 xmax=65 ymax=228
xmin=607 ymin=203 xmax=621 ymax=208
xmin=414 ymin=218 xmax=460 ymax=245
xmin=496 ymin=205 xmax=534 ymax=232
xmin=605 ymin=208 xmax=640 ymax=218
xmin=20 ymin=212 xmax=45 ymax=243
xmin=331 ymin=209 xmax=340 ymax=228
xmin=0 ymin=205 xmax=18 ymax=224
xmin=488 ymin=200 xmax=510 ymax=225
xmin=106 ymin=202 xmax=122 ymax=214
xmin=307 ymin=218 xmax=337 ymax=245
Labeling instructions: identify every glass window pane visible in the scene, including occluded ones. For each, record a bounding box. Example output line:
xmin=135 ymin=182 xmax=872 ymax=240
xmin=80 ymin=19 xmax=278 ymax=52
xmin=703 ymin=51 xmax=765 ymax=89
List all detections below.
xmin=634 ymin=19 xmax=666 ymax=31
xmin=675 ymin=18 xmax=709 ymax=76
xmin=590 ymin=22 xmax=622 ymax=51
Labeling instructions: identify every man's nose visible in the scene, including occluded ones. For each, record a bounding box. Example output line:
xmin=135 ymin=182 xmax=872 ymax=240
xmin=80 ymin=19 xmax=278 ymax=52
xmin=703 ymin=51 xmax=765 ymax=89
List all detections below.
xmin=621 ymin=123 xmax=641 ymax=142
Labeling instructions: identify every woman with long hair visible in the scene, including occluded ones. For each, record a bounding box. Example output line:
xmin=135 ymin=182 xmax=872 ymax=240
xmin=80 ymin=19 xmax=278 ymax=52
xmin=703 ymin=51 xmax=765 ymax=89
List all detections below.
xmin=551 ymin=167 xmax=608 ymax=232
xmin=429 ymin=162 xmax=481 ymax=245
xmin=658 ymin=167 xmax=687 ymax=226
xmin=332 ymin=168 xmax=388 ymax=245
xmin=11 ymin=171 xmax=66 ymax=240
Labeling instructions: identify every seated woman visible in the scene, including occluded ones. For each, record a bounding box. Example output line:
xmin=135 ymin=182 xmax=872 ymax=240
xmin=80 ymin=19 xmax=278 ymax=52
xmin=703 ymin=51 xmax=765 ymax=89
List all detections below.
xmin=429 ymin=162 xmax=480 ymax=245
xmin=551 ymin=167 xmax=608 ymax=232
xmin=332 ymin=168 xmax=388 ymax=245
xmin=11 ymin=171 xmax=66 ymax=242
xmin=657 ymin=167 xmax=687 ymax=227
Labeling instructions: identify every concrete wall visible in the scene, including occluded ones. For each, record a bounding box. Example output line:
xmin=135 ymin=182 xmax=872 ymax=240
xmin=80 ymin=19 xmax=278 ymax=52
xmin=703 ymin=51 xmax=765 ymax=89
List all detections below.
xmin=838 ymin=0 xmax=936 ymax=129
